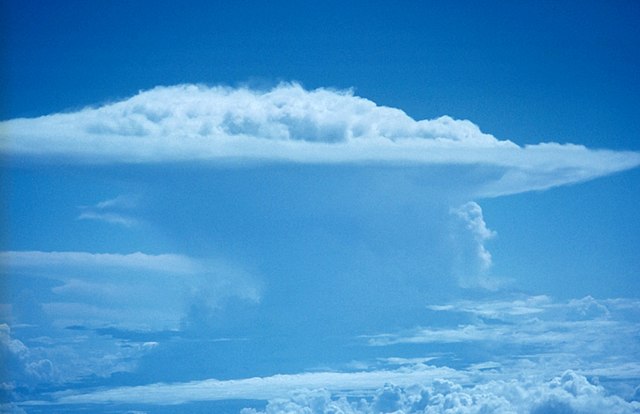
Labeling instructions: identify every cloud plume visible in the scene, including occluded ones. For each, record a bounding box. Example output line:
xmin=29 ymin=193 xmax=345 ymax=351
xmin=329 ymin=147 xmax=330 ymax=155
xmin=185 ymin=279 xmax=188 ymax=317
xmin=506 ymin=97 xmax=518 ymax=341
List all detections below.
xmin=2 ymin=83 xmax=639 ymax=196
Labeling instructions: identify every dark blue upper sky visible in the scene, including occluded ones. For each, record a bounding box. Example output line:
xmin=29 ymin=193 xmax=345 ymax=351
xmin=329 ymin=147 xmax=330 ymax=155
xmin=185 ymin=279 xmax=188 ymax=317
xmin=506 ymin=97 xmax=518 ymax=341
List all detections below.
xmin=3 ymin=0 xmax=640 ymax=150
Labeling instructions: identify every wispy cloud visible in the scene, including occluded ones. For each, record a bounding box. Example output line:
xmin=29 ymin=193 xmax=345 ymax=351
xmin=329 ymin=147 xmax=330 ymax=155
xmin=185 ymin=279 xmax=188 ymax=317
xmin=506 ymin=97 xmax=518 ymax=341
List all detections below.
xmin=365 ymin=295 xmax=640 ymax=382
xmin=368 ymin=295 xmax=638 ymax=346
xmin=92 ymin=195 xmax=138 ymax=210
xmin=2 ymin=84 xmax=638 ymax=197
xmin=77 ymin=211 xmax=138 ymax=227
xmin=44 ymin=364 xmax=467 ymax=405
xmin=1 ymin=250 xmax=200 ymax=274
xmin=1 ymin=250 xmax=261 ymax=330
xmin=77 ymin=195 xmax=139 ymax=227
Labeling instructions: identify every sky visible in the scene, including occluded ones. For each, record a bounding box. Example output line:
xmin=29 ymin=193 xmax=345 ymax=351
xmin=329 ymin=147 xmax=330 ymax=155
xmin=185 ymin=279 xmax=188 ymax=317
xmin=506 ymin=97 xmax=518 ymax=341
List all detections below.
xmin=1 ymin=1 xmax=640 ymax=413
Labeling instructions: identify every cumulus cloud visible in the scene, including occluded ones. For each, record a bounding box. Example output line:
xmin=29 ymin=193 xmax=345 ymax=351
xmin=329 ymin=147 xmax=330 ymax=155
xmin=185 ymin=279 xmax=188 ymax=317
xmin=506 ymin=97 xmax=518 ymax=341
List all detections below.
xmin=2 ymin=83 xmax=638 ymax=196
xmin=450 ymin=201 xmax=502 ymax=289
xmin=1 ymin=323 xmax=58 ymax=385
xmin=1 ymin=321 xmax=167 ymax=393
xmin=239 ymin=371 xmax=640 ymax=414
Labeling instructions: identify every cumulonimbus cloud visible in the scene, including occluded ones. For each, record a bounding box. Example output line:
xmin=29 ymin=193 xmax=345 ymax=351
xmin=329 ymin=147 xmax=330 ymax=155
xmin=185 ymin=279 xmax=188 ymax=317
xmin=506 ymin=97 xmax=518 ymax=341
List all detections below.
xmin=2 ymin=83 xmax=639 ymax=196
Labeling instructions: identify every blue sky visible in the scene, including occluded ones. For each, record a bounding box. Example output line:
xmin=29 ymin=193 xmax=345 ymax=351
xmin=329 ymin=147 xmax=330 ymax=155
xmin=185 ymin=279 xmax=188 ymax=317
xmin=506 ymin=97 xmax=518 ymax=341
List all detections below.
xmin=1 ymin=1 xmax=640 ymax=413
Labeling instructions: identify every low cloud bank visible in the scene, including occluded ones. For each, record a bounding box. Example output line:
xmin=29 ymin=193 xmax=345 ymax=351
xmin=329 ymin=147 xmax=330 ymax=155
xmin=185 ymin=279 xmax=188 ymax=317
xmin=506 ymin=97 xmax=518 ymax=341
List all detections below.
xmin=15 ymin=295 xmax=640 ymax=411
xmin=241 ymin=371 xmax=640 ymax=414
xmin=2 ymin=83 xmax=639 ymax=196
xmin=28 ymin=368 xmax=640 ymax=413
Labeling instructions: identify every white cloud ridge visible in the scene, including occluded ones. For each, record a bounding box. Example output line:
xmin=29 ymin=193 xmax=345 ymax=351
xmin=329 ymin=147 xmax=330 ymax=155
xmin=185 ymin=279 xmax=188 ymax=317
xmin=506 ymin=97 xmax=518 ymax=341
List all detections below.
xmin=2 ymin=83 xmax=639 ymax=196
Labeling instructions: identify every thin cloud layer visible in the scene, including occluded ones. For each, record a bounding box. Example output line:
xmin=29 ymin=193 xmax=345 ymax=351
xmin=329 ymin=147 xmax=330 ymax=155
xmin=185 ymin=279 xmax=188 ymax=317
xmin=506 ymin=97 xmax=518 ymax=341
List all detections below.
xmin=46 ymin=365 xmax=465 ymax=405
xmin=1 ymin=250 xmax=200 ymax=274
xmin=1 ymin=250 xmax=261 ymax=330
xmin=2 ymin=83 xmax=639 ymax=196
xmin=77 ymin=195 xmax=140 ymax=227
xmin=365 ymin=296 xmax=640 ymax=381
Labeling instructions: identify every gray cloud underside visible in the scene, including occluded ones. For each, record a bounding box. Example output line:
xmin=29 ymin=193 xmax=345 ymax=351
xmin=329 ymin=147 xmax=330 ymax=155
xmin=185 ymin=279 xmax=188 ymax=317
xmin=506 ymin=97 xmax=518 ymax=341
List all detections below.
xmin=2 ymin=84 xmax=639 ymax=196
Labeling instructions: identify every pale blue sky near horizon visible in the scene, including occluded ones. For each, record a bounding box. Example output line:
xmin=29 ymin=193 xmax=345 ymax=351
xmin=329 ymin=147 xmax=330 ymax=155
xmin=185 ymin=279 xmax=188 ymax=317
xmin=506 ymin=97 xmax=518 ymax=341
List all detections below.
xmin=2 ymin=1 xmax=640 ymax=413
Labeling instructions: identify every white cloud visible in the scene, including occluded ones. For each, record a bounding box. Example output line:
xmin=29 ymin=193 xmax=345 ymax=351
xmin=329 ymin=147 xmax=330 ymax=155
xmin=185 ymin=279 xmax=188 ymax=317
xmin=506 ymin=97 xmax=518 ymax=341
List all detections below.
xmin=453 ymin=202 xmax=496 ymax=245
xmin=77 ymin=195 xmax=140 ymax=227
xmin=1 ymin=251 xmax=261 ymax=330
xmin=28 ymin=367 xmax=640 ymax=414
xmin=44 ymin=365 xmax=468 ymax=405
xmin=426 ymin=295 xmax=627 ymax=322
xmin=239 ymin=372 xmax=640 ymax=414
xmin=2 ymin=83 xmax=638 ymax=197
xmin=1 ymin=323 xmax=59 ymax=384
xmin=15 ymin=296 xmax=640 ymax=411
xmin=426 ymin=295 xmax=552 ymax=319
xmin=365 ymin=296 xmax=640 ymax=382
xmin=1 ymin=322 xmax=164 ymax=389
xmin=77 ymin=211 xmax=138 ymax=227
xmin=449 ymin=201 xmax=504 ymax=289
xmin=0 ymin=250 xmax=200 ymax=274
xmin=92 ymin=195 xmax=138 ymax=210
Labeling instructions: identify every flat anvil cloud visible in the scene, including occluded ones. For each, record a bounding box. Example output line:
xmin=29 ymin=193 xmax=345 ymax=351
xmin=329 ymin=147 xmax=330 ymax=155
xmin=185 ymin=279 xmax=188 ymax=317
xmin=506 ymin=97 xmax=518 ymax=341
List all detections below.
xmin=2 ymin=83 xmax=639 ymax=195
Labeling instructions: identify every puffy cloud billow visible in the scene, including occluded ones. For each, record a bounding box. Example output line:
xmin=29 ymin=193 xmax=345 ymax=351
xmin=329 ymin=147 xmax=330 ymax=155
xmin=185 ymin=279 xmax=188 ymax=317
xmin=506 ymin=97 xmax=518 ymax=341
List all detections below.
xmin=2 ymin=83 xmax=639 ymax=196
xmin=241 ymin=372 xmax=640 ymax=414
xmin=450 ymin=202 xmax=502 ymax=289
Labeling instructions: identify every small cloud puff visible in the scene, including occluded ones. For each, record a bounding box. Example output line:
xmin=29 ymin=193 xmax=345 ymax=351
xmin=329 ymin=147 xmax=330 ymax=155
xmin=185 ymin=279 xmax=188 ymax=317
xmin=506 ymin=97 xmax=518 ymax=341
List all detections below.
xmin=2 ymin=83 xmax=639 ymax=196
